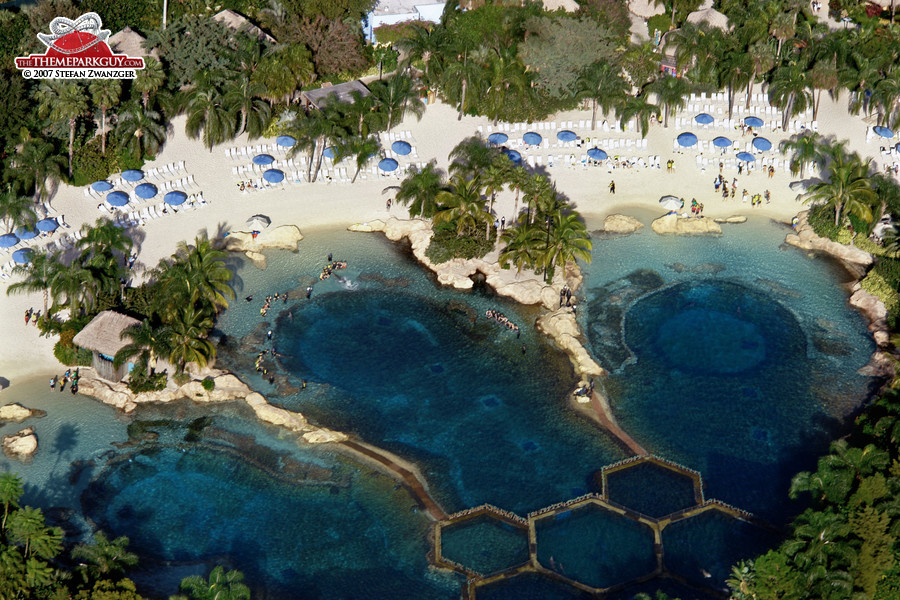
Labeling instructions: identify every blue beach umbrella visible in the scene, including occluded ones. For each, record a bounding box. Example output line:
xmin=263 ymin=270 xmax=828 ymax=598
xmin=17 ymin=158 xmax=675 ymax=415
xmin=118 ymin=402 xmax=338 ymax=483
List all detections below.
xmin=713 ymin=136 xmax=732 ymax=148
xmin=122 ymin=169 xmax=144 ymax=182
xmin=737 ymin=151 xmax=756 ymax=162
xmin=36 ymin=218 xmax=58 ymax=232
xmin=164 ymin=191 xmax=187 ymax=206
xmin=107 ymin=191 xmax=129 ymax=207
xmin=0 ymin=233 xmax=18 ymax=248
xmin=12 ymin=248 xmax=33 ymax=264
xmin=263 ymin=169 xmax=285 ymax=183
xmin=752 ymin=137 xmax=772 ymax=151
xmin=587 ymin=147 xmax=608 ymax=160
xmin=557 ymin=130 xmax=577 ymax=142
xmin=744 ymin=116 xmax=764 ymax=128
xmin=676 ymin=132 xmax=698 ymax=147
xmin=253 ymin=154 xmax=275 ymax=166
xmin=391 ymin=140 xmax=412 ymax=156
xmin=523 ymin=131 xmax=542 ymax=145
xmin=135 ymin=183 xmax=158 ymax=199
xmin=276 ymin=135 xmax=296 ymax=148
xmin=91 ymin=180 xmax=113 ymax=192
xmin=323 ymin=147 xmax=336 ymax=159
xmin=694 ymin=113 xmax=714 ymax=125
xmin=874 ymin=125 xmax=894 ymax=138
xmin=488 ymin=132 xmax=509 ymax=145
xmin=378 ymin=158 xmax=399 ymax=172
xmin=14 ymin=225 xmax=36 ymax=240
xmin=501 ymin=148 xmax=522 ymax=164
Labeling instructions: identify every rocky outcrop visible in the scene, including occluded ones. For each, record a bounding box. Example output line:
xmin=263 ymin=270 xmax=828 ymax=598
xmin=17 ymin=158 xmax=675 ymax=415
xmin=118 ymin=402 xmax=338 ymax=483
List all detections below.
xmin=224 ymin=225 xmax=303 ymax=269
xmin=2 ymin=427 xmax=37 ymax=462
xmin=77 ymin=370 xmax=344 ymax=444
xmin=713 ymin=215 xmax=748 ymax=224
xmin=536 ymin=309 xmax=606 ymax=379
xmin=651 ymin=214 xmax=722 ymax=235
xmin=603 ymin=214 xmax=644 ymax=233
xmin=784 ymin=211 xmax=874 ymax=267
xmin=0 ymin=403 xmax=45 ymax=423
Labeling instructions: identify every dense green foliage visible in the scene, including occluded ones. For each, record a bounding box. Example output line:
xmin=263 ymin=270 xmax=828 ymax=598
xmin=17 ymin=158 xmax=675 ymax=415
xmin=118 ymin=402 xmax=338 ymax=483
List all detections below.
xmin=425 ymin=221 xmax=495 ymax=263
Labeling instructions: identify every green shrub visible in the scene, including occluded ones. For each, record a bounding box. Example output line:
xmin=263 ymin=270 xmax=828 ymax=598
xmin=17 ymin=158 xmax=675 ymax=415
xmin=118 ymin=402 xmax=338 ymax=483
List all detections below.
xmin=53 ymin=341 xmax=93 ymax=366
xmin=425 ymin=223 xmax=495 ymax=264
xmin=373 ymin=20 xmax=431 ymax=45
xmin=201 ymin=378 xmax=215 ymax=392
xmin=126 ymin=362 xmax=168 ymax=394
xmin=647 ymin=14 xmax=671 ymax=39
xmin=807 ymin=203 xmax=841 ymax=241
xmin=71 ymin=136 xmax=122 ymax=187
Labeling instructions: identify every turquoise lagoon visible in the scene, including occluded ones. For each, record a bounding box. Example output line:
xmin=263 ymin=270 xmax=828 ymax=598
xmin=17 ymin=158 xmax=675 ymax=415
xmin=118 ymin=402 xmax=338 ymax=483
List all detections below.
xmin=0 ymin=216 xmax=876 ymax=598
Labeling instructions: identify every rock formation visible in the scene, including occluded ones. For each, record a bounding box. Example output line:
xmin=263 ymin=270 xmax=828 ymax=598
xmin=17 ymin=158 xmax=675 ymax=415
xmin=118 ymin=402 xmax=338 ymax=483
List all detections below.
xmin=784 ymin=211 xmax=874 ymax=267
xmin=713 ymin=215 xmax=748 ymax=224
xmin=2 ymin=427 xmax=37 ymax=462
xmin=651 ymin=214 xmax=723 ymax=235
xmin=603 ymin=214 xmax=644 ymax=234
xmin=0 ymin=403 xmax=45 ymax=423
xmin=223 ymin=225 xmax=304 ymax=270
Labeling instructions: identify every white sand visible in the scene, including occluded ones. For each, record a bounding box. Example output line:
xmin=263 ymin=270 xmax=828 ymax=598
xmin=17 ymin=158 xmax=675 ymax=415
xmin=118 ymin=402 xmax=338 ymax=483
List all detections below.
xmin=0 ymin=91 xmax=892 ymax=384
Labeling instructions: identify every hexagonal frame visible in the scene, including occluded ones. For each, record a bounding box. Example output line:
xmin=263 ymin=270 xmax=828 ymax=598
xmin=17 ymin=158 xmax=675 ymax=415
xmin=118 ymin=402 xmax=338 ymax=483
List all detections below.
xmin=602 ymin=456 xmax=704 ymax=519
xmin=434 ymin=504 xmax=529 ymax=578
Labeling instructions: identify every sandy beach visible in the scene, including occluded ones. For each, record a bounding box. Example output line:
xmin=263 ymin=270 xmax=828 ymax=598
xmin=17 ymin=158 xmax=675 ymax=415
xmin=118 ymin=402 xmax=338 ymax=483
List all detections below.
xmin=0 ymin=90 xmax=892 ymax=385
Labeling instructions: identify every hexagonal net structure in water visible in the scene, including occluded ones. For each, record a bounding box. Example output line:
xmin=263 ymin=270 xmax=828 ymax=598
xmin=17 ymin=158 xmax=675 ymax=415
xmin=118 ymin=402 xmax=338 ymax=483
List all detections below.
xmin=474 ymin=570 xmax=596 ymax=600
xmin=660 ymin=503 xmax=779 ymax=589
xmin=436 ymin=510 xmax=529 ymax=577
xmin=533 ymin=501 xmax=657 ymax=590
xmin=603 ymin=456 xmax=703 ymax=519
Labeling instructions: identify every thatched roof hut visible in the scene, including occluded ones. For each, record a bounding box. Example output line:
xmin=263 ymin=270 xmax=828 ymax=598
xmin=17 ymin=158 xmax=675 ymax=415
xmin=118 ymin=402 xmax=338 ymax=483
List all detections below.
xmin=628 ymin=0 xmax=666 ymax=19
xmin=300 ymin=81 xmax=372 ymax=110
xmin=541 ymin=0 xmax=579 ymax=11
xmin=108 ymin=27 xmax=158 ymax=59
xmin=73 ymin=311 xmax=141 ymax=382
xmin=212 ymin=9 xmax=276 ymax=43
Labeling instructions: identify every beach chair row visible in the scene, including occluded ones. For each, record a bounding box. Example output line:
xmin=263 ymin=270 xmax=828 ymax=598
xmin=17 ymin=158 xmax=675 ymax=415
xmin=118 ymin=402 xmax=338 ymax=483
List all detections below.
xmin=112 ymin=195 xmax=208 ymax=227
xmin=225 ymin=142 xmax=289 ymax=160
xmin=145 ymin=161 xmax=185 ymax=181
xmin=379 ymin=130 xmax=414 ymax=143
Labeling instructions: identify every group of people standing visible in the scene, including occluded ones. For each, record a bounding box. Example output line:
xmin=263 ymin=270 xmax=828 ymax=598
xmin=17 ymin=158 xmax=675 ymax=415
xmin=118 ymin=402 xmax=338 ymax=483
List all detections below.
xmin=49 ymin=369 xmax=80 ymax=393
xmin=24 ymin=308 xmax=40 ymax=326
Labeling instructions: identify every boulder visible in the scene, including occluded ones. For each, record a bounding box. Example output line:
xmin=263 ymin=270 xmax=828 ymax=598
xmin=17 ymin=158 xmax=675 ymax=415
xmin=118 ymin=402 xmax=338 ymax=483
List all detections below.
xmin=713 ymin=215 xmax=748 ymax=224
xmin=225 ymin=225 xmax=303 ymax=253
xmin=784 ymin=211 xmax=874 ymax=267
xmin=2 ymin=427 xmax=37 ymax=462
xmin=0 ymin=403 xmax=45 ymax=423
xmin=537 ymin=310 xmax=607 ymax=378
xmin=651 ymin=214 xmax=722 ymax=235
xmin=303 ymin=429 xmax=348 ymax=444
xmin=244 ymin=251 xmax=267 ymax=270
xmin=348 ymin=220 xmax=386 ymax=233
xmin=603 ymin=214 xmax=644 ymax=233
xmin=243 ymin=392 xmax=309 ymax=432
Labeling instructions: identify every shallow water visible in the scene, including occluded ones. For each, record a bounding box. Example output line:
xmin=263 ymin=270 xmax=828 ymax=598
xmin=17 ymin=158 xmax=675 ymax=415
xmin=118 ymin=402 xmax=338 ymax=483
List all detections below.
xmin=0 ymin=217 xmax=876 ymax=598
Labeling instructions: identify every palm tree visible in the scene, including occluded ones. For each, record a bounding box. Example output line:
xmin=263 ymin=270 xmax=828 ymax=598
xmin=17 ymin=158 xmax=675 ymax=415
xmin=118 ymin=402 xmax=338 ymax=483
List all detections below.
xmin=369 ymin=73 xmax=424 ymax=131
xmin=481 ymin=157 xmax=509 ymax=215
xmin=809 ymin=60 xmax=839 ymax=121
xmin=116 ymin=101 xmax=167 ymax=160
xmin=769 ymin=61 xmax=813 ymax=131
xmin=11 ymin=140 xmax=66 ymax=203
xmin=871 ymin=68 xmax=900 ymax=129
xmin=0 ymin=473 xmax=23 ymax=529
xmin=6 ymin=250 xmax=64 ymax=315
xmin=334 ymin=135 xmax=380 ymax=183
xmin=449 ymin=137 xmax=495 ymax=180
xmin=543 ymin=211 xmax=592 ymax=283
xmin=576 ymin=61 xmax=629 ymax=131
xmin=396 ymin=162 xmax=445 ymax=218
xmin=780 ymin=132 xmax=823 ymax=178
xmin=0 ymin=189 xmax=35 ymax=235
xmin=48 ymin=259 xmax=97 ymax=317
xmin=521 ymin=173 xmax=555 ymax=225
xmin=6 ymin=507 xmax=63 ymax=560
xmin=77 ymin=218 xmax=133 ymax=262
xmin=167 ymin=305 xmax=216 ymax=375
xmin=398 ymin=23 xmax=449 ymax=88
xmin=88 ymin=79 xmax=122 ymax=155
xmin=33 ymin=80 xmax=89 ymax=176
xmin=223 ymin=74 xmax=270 ymax=139
xmin=162 ymin=235 xmax=235 ymax=315
xmin=821 ymin=439 xmax=890 ymax=481
xmin=619 ymin=93 xmax=661 ymax=138
xmin=649 ymin=75 xmax=690 ymax=128
xmin=499 ymin=222 xmax=544 ymax=274
xmin=746 ymin=40 xmax=776 ymax=109
xmin=479 ymin=45 xmax=529 ymax=126
xmin=252 ymin=44 xmax=316 ymax=104
xmin=133 ymin=56 xmax=165 ymax=110
xmin=443 ymin=43 xmax=482 ymax=121
xmin=185 ymin=75 xmax=236 ymax=151
xmin=770 ymin=11 xmax=797 ymax=59
xmin=71 ymin=531 xmax=138 ymax=583
xmin=804 ymin=155 xmax=877 ymax=228
xmin=175 ymin=566 xmax=250 ymax=600
xmin=114 ymin=319 xmax=174 ymax=375
xmin=433 ymin=176 xmax=492 ymax=239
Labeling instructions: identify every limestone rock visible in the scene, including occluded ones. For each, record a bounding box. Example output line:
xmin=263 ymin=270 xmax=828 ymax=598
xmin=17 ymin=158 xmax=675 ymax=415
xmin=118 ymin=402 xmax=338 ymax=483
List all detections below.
xmin=0 ymin=403 xmax=45 ymax=423
xmin=243 ymin=393 xmax=309 ymax=432
xmin=651 ymin=214 xmax=722 ymax=235
xmin=348 ymin=220 xmax=386 ymax=233
xmin=244 ymin=251 xmax=267 ymax=270
xmin=784 ymin=211 xmax=874 ymax=267
xmin=302 ymin=429 xmax=348 ymax=444
xmin=77 ymin=378 xmax=137 ymax=413
xmin=603 ymin=214 xmax=644 ymax=233
xmin=2 ymin=427 xmax=37 ymax=462
xmin=537 ymin=310 xmax=606 ymax=378
xmin=493 ymin=279 xmax=546 ymax=305
xmin=713 ymin=215 xmax=747 ymax=224
xmin=225 ymin=225 xmax=303 ymax=253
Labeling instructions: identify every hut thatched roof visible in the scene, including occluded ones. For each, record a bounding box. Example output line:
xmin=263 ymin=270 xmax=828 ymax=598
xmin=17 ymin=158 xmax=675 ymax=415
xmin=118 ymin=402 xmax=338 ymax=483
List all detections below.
xmin=301 ymin=81 xmax=371 ymax=110
xmin=212 ymin=9 xmax=275 ymax=43
xmin=73 ymin=311 xmax=141 ymax=356
xmin=108 ymin=27 xmax=157 ymax=59
xmin=686 ymin=7 xmax=730 ymax=30
xmin=628 ymin=0 xmax=665 ymax=18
